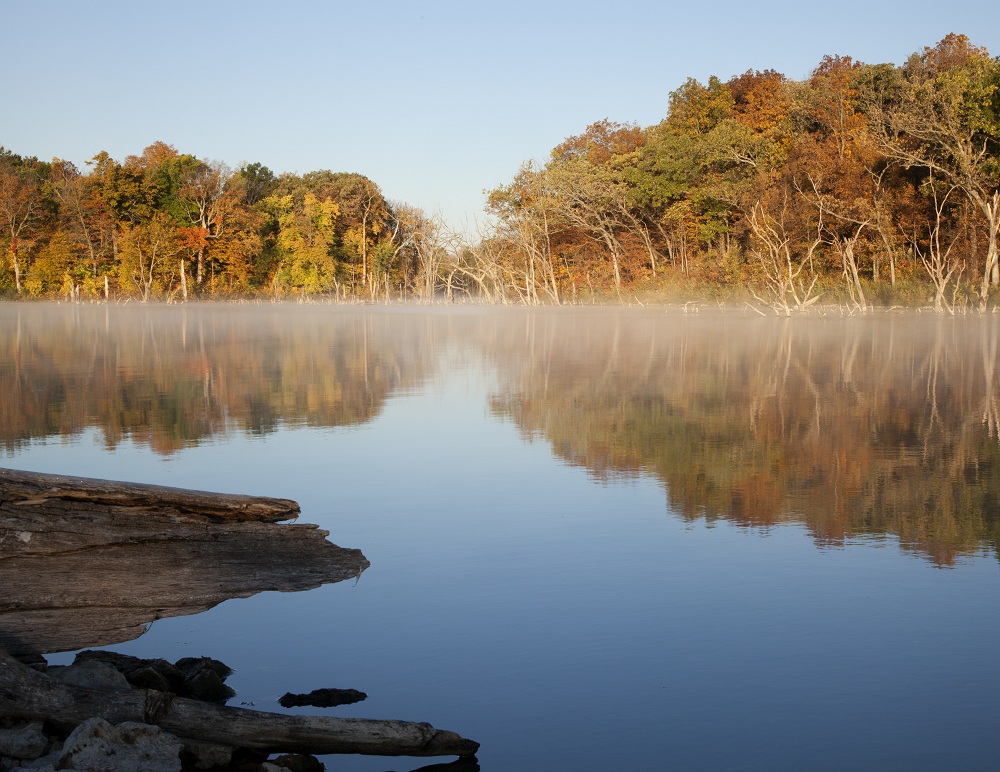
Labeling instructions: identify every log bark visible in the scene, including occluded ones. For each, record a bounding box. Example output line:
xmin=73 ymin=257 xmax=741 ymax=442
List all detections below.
xmin=0 ymin=468 xmax=369 ymax=656
xmin=0 ymin=467 xmax=300 ymax=524
xmin=0 ymin=648 xmax=478 ymax=758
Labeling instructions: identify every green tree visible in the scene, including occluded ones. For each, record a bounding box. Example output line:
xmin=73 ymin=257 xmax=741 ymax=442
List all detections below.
xmin=234 ymin=162 xmax=277 ymax=206
xmin=260 ymin=191 xmax=341 ymax=296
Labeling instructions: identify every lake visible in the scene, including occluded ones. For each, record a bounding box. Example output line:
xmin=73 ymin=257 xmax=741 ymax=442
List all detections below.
xmin=2 ymin=302 xmax=999 ymax=771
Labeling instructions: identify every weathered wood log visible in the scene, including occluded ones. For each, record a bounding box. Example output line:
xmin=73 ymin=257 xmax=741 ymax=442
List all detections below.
xmin=0 ymin=648 xmax=479 ymax=758
xmin=0 ymin=468 xmax=369 ymax=656
xmin=0 ymin=467 xmax=300 ymax=524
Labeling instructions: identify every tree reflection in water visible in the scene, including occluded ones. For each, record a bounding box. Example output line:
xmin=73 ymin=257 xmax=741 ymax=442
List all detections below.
xmin=486 ymin=310 xmax=1000 ymax=566
xmin=3 ymin=304 xmax=999 ymax=567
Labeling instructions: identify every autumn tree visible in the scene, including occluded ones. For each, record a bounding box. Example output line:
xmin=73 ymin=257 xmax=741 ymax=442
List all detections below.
xmin=330 ymin=174 xmax=388 ymax=294
xmin=234 ymin=162 xmax=277 ymax=206
xmin=49 ymin=159 xmax=116 ymax=293
xmin=176 ymin=159 xmax=232 ymax=286
xmin=117 ymin=211 xmax=182 ymax=302
xmin=0 ymin=150 xmax=47 ymax=294
xmin=27 ymin=230 xmax=78 ymax=297
xmin=862 ymin=34 xmax=1000 ymax=306
xmin=551 ymin=118 xmax=645 ymax=164
xmin=259 ymin=188 xmax=341 ymax=297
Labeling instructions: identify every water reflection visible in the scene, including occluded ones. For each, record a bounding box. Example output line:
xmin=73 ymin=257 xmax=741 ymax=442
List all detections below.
xmin=487 ymin=310 xmax=1000 ymax=566
xmin=2 ymin=303 xmax=999 ymax=567
xmin=0 ymin=303 xmax=437 ymax=454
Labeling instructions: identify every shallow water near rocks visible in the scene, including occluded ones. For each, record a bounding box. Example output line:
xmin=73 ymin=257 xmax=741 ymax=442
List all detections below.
xmin=3 ymin=302 xmax=1000 ymax=771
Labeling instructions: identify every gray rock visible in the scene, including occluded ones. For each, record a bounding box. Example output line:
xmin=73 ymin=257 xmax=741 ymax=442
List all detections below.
xmin=15 ymin=757 xmax=58 ymax=771
xmin=16 ymin=738 xmax=62 ymax=770
xmin=57 ymin=717 xmax=182 ymax=772
xmin=74 ymin=650 xmax=188 ymax=694
xmin=181 ymin=740 xmax=234 ymax=770
xmin=184 ymin=667 xmax=235 ymax=703
xmin=47 ymin=660 xmax=130 ymax=691
xmin=175 ymin=656 xmax=233 ymax=681
xmin=278 ymin=687 xmax=367 ymax=708
xmin=0 ymin=721 xmax=48 ymax=759
xmin=127 ymin=664 xmax=172 ymax=693
xmin=270 ymin=753 xmax=325 ymax=772
xmin=18 ymin=760 xmax=57 ymax=770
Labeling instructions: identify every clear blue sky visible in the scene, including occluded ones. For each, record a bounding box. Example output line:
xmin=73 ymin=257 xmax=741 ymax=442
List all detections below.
xmin=4 ymin=1 xmax=997 ymax=231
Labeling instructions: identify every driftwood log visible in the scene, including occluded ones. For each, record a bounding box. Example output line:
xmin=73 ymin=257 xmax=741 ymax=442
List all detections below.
xmin=0 ymin=648 xmax=479 ymax=757
xmin=0 ymin=466 xmax=304 ymax=523
xmin=0 ymin=467 xmax=369 ymax=656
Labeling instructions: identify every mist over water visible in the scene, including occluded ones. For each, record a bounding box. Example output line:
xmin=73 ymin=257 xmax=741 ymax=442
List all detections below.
xmin=3 ymin=303 xmax=999 ymax=770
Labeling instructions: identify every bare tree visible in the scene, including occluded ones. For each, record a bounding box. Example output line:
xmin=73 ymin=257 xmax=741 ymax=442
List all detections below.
xmin=915 ymin=179 xmax=964 ymax=313
xmin=797 ymin=175 xmax=870 ymax=312
xmin=486 ymin=163 xmax=563 ymax=305
xmin=406 ymin=208 xmax=447 ymax=301
xmin=746 ymin=200 xmax=823 ymax=315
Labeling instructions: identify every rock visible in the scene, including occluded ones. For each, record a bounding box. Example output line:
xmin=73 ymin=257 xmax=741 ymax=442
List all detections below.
xmin=13 ymin=751 xmax=60 ymax=770
xmin=11 ymin=651 xmax=47 ymax=673
xmin=184 ymin=667 xmax=235 ymax=703
xmin=11 ymin=763 xmax=58 ymax=772
xmin=180 ymin=739 xmax=234 ymax=770
xmin=73 ymin=649 xmax=147 ymax=672
xmin=171 ymin=656 xmax=236 ymax=703
xmin=278 ymin=688 xmax=367 ymax=708
xmin=175 ymin=656 xmax=233 ymax=681
xmin=127 ymin=665 xmax=172 ymax=693
xmin=47 ymin=660 xmax=130 ymax=691
xmin=270 ymin=753 xmax=325 ymax=772
xmin=0 ymin=468 xmax=368 ymax=659
xmin=74 ymin=650 xmax=186 ymax=693
xmin=1 ymin=646 xmax=479 ymax=760
xmin=57 ymin=718 xmax=182 ymax=772
xmin=0 ymin=721 xmax=48 ymax=759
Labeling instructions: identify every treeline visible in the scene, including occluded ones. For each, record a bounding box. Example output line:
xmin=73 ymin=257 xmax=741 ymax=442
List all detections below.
xmin=2 ymin=33 xmax=998 ymax=308
xmin=480 ymin=33 xmax=1000 ymax=311
xmin=0 ymin=143 xmax=447 ymax=302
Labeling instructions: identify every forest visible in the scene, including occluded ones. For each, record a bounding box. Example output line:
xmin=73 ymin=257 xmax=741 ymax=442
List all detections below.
xmin=1 ymin=33 xmax=998 ymax=311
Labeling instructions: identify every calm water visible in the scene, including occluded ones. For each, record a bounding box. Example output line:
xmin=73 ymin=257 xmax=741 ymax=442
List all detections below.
xmin=2 ymin=303 xmax=1000 ymax=771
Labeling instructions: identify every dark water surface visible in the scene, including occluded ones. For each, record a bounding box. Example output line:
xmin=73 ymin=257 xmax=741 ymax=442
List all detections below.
xmin=2 ymin=303 xmax=999 ymax=770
